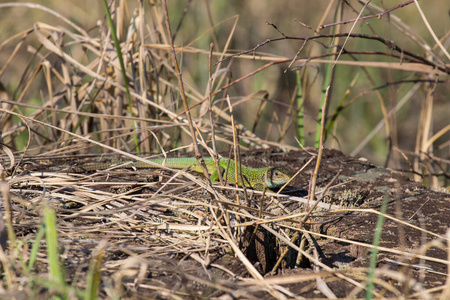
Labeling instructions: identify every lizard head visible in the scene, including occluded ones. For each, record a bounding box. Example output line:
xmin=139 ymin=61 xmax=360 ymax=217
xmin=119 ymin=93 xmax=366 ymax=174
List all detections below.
xmin=265 ymin=167 xmax=290 ymax=189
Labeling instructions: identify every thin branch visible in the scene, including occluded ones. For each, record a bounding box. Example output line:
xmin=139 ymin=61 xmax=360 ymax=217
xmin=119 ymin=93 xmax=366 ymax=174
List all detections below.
xmin=319 ymin=0 xmax=415 ymax=29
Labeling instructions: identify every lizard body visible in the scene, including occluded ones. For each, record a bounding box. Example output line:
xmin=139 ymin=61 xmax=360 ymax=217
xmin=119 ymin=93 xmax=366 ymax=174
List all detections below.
xmin=70 ymin=157 xmax=290 ymax=191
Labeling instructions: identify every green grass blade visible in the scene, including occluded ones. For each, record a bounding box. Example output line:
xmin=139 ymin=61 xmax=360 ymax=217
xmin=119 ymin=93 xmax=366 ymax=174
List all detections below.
xmin=295 ymin=71 xmax=304 ymax=145
xmin=85 ymin=242 xmax=105 ymax=300
xmin=101 ymin=0 xmax=140 ymax=152
xmin=27 ymin=224 xmax=46 ymax=272
xmin=315 ymin=5 xmax=342 ymax=148
xmin=365 ymin=192 xmax=389 ymax=299
xmin=44 ymin=205 xmax=65 ymax=293
xmin=326 ymin=73 xmax=360 ymax=140
xmin=315 ymin=53 xmax=333 ymax=148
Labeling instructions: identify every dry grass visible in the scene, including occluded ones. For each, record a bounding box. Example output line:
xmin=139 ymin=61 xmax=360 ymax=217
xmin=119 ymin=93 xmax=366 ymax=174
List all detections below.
xmin=0 ymin=0 xmax=449 ymax=298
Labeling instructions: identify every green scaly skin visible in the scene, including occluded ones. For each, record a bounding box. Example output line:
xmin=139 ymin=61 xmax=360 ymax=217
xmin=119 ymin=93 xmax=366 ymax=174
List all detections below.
xmin=71 ymin=157 xmax=290 ymax=191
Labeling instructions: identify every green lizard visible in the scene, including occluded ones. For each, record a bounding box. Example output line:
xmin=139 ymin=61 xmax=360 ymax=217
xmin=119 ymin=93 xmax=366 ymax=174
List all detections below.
xmin=70 ymin=157 xmax=290 ymax=191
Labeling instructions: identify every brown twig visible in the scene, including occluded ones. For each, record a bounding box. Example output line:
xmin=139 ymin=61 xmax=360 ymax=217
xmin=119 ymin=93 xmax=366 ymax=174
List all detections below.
xmin=319 ymin=0 xmax=415 ymax=29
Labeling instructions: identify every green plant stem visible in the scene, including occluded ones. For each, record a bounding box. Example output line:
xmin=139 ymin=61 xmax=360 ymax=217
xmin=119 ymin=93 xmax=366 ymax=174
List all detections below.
xmin=102 ymin=0 xmax=140 ymax=152
xmin=366 ymin=193 xmax=389 ymax=299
